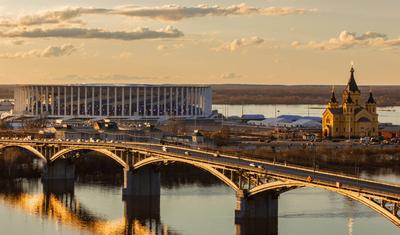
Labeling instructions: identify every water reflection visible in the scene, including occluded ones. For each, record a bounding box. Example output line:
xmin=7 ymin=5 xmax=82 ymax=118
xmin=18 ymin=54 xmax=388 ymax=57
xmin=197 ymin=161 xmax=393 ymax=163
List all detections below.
xmin=0 ymin=180 xmax=174 ymax=235
xmin=0 ymin=162 xmax=398 ymax=234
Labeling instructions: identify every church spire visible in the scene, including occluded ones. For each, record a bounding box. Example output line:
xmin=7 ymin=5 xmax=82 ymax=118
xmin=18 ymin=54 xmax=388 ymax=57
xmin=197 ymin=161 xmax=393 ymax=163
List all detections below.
xmin=346 ymin=66 xmax=360 ymax=92
xmin=367 ymin=91 xmax=376 ymax=104
xmin=330 ymin=86 xmax=337 ymax=103
xmin=346 ymin=93 xmax=353 ymax=103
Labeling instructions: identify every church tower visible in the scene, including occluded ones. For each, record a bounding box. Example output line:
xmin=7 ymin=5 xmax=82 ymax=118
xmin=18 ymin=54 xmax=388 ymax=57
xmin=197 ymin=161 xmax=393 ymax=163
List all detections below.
xmin=366 ymin=91 xmax=376 ymax=113
xmin=343 ymin=93 xmax=355 ymax=137
xmin=322 ymin=66 xmax=379 ymax=138
xmin=342 ymin=66 xmax=361 ymax=106
xmin=327 ymin=87 xmax=339 ymax=109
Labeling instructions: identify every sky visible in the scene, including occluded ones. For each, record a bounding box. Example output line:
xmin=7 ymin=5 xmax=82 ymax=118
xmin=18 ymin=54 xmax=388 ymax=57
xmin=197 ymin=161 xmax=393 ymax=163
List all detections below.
xmin=0 ymin=0 xmax=400 ymax=85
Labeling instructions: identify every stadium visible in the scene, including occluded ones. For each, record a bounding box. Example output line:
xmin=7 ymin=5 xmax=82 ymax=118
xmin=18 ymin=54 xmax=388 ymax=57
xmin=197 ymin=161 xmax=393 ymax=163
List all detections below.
xmin=13 ymin=84 xmax=212 ymax=119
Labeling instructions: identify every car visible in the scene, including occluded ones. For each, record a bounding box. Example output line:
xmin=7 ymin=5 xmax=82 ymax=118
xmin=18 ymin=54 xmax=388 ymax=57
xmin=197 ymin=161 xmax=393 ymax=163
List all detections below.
xmin=213 ymin=153 xmax=220 ymax=157
xmin=336 ymin=182 xmax=342 ymax=188
xmin=257 ymin=165 xmax=264 ymax=170
xmin=306 ymin=176 xmax=313 ymax=182
xmin=184 ymin=151 xmax=191 ymax=156
xmin=249 ymin=163 xmax=256 ymax=167
xmin=162 ymin=146 xmax=168 ymax=152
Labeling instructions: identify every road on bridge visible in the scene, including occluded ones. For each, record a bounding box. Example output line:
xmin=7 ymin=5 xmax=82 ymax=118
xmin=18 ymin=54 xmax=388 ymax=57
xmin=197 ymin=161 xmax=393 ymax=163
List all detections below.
xmin=127 ymin=142 xmax=400 ymax=199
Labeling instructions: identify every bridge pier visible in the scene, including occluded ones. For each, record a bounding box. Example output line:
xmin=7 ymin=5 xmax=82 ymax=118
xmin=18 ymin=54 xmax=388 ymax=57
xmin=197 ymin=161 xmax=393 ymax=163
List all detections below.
xmin=42 ymin=159 xmax=75 ymax=180
xmin=122 ymin=165 xmax=160 ymax=199
xmin=235 ymin=190 xmax=279 ymax=225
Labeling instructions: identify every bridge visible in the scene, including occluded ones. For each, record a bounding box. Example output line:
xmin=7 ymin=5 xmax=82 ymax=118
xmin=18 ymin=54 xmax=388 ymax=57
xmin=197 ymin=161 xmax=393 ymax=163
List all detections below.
xmin=0 ymin=139 xmax=399 ymax=228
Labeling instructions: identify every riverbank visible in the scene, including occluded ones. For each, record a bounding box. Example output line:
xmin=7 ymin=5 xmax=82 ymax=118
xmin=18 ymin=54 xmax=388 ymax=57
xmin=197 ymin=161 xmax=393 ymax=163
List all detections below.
xmin=212 ymin=84 xmax=400 ymax=106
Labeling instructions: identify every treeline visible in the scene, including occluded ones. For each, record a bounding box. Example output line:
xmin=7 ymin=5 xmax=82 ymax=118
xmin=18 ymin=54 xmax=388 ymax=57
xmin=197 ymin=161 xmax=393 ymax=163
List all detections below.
xmin=212 ymin=85 xmax=400 ymax=106
xmin=0 ymin=85 xmax=14 ymax=99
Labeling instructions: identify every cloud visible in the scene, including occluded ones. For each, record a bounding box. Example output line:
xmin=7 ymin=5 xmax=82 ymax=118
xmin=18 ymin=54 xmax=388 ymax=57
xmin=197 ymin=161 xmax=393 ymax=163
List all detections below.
xmin=0 ymin=8 xmax=97 ymax=27
xmin=220 ymin=72 xmax=242 ymax=79
xmin=292 ymin=31 xmax=400 ymax=50
xmin=0 ymin=4 xmax=314 ymax=27
xmin=109 ymin=4 xmax=312 ymax=21
xmin=157 ymin=43 xmax=184 ymax=50
xmin=112 ymin=52 xmax=132 ymax=59
xmin=0 ymin=44 xmax=77 ymax=59
xmin=215 ymin=36 xmax=264 ymax=52
xmin=0 ymin=26 xmax=183 ymax=41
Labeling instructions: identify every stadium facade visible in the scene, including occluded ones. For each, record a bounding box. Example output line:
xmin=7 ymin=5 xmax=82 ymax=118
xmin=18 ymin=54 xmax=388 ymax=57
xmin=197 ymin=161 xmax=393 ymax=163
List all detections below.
xmin=14 ymin=84 xmax=212 ymax=118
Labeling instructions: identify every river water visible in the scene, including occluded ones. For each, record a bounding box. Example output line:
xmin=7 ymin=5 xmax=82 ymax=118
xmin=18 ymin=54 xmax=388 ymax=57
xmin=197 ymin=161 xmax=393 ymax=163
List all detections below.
xmin=213 ymin=104 xmax=400 ymax=125
xmin=0 ymin=169 xmax=398 ymax=235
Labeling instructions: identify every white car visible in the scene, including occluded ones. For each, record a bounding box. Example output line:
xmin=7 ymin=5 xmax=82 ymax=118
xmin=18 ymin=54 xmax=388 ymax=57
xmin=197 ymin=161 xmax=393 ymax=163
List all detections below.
xmin=257 ymin=165 xmax=264 ymax=170
xmin=162 ymin=146 xmax=168 ymax=152
xmin=249 ymin=163 xmax=256 ymax=167
xmin=184 ymin=151 xmax=191 ymax=156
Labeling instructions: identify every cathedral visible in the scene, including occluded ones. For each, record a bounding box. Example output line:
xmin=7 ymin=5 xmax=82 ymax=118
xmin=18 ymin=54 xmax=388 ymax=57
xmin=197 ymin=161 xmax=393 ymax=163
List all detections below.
xmin=322 ymin=67 xmax=378 ymax=138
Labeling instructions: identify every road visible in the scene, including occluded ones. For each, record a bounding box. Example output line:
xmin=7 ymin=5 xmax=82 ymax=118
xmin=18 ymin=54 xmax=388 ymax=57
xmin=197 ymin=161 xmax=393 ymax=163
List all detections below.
xmin=126 ymin=142 xmax=400 ymax=199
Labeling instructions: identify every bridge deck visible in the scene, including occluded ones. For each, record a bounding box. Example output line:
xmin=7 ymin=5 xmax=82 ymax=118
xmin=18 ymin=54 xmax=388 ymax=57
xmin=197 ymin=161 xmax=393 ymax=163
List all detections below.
xmin=1 ymin=140 xmax=399 ymax=201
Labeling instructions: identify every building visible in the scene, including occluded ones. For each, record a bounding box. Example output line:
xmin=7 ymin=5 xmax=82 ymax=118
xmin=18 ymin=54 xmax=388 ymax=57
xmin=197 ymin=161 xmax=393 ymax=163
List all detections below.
xmin=379 ymin=123 xmax=400 ymax=139
xmin=322 ymin=67 xmax=378 ymax=138
xmin=13 ymin=84 xmax=212 ymax=119
xmin=249 ymin=115 xmax=322 ymax=129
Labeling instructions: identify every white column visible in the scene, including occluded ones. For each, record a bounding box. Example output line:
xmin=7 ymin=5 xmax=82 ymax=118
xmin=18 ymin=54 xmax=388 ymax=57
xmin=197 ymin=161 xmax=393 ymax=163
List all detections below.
xmin=136 ymin=87 xmax=139 ymax=115
xmin=92 ymin=87 xmax=95 ymax=116
xmin=163 ymin=87 xmax=167 ymax=116
xmin=57 ymin=87 xmax=60 ymax=116
xmin=64 ymin=86 xmax=67 ymax=116
xmin=107 ymin=87 xmax=110 ymax=116
xmin=99 ymin=87 xmax=102 ymax=116
xmin=122 ymin=87 xmax=125 ymax=116
xmin=34 ymin=87 xmax=37 ymax=115
xmin=196 ymin=88 xmax=199 ymax=116
xmin=114 ymin=87 xmax=117 ymax=116
xmin=144 ymin=87 xmax=147 ymax=116
xmin=70 ymin=86 xmax=74 ymax=116
xmin=50 ymin=87 xmax=54 ymax=116
xmin=157 ymin=87 xmax=160 ymax=116
xmin=175 ymin=87 xmax=179 ymax=116
xmin=180 ymin=87 xmax=184 ymax=116
xmin=77 ymin=87 xmax=80 ymax=116
xmin=129 ymin=87 xmax=132 ymax=116
xmin=84 ymin=87 xmax=88 ymax=116
xmin=39 ymin=86 xmax=43 ymax=114
xmin=185 ymin=87 xmax=189 ymax=116
xmin=201 ymin=88 xmax=204 ymax=116
xmin=150 ymin=87 xmax=153 ymax=117
xmin=45 ymin=86 xmax=48 ymax=113
xmin=170 ymin=87 xmax=173 ymax=115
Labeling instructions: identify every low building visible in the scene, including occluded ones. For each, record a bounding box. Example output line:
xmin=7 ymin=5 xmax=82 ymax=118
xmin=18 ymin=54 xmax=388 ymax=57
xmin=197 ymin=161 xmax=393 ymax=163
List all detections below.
xmin=379 ymin=123 xmax=400 ymax=139
xmin=249 ymin=115 xmax=321 ymax=129
xmin=192 ymin=130 xmax=205 ymax=144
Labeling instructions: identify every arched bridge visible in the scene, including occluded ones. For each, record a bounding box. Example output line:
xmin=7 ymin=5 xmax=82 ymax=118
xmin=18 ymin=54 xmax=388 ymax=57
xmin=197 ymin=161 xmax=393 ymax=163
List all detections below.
xmin=0 ymin=139 xmax=399 ymax=227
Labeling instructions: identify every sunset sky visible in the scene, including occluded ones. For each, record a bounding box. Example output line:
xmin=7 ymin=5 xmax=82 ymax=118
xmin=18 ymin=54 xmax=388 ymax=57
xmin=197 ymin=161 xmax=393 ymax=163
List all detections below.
xmin=0 ymin=0 xmax=399 ymax=85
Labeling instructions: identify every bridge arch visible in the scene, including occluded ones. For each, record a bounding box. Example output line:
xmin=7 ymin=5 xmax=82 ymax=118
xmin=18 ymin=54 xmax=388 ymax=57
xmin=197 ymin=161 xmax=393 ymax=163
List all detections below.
xmin=50 ymin=147 xmax=128 ymax=169
xmin=248 ymin=180 xmax=400 ymax=227
xmin=0 ymin=144 xmax=47 ymax=162
xmin=134 ymin=156 xmax=240 ymax=192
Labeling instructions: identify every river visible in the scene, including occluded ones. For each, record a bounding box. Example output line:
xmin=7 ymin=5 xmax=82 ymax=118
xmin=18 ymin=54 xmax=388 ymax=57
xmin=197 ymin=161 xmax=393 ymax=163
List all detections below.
xmin=213 ymin=104 xmax=400 ymax=125
xmin=0 ymin=166 xmax=398 ymax=235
